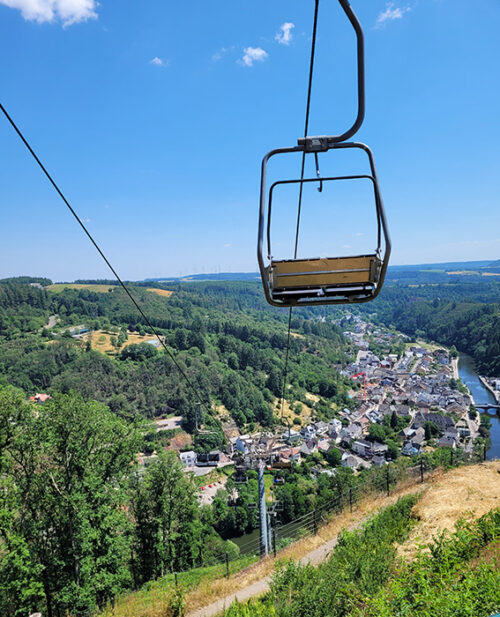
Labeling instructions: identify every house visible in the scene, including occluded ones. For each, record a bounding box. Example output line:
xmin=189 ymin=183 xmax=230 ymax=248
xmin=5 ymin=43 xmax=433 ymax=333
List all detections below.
xmin=279 ymin=447 xmax=301 ymax=463
xmin=285 ymin=429 xmax=302 ymax=444
xmin=29 ymin=393 xmax=51 ymax=403
xmin=367 ymin=409 xmax=382 ymax=424
xmin=328 ymin=418 xmax=343 ymax=435
xmin=313 ymin=421 xmax=329 ymax=436
xmin=317 ymin=438 xmax=330 ymax=452
xmin=235 ymin=435 xmax=254 ymax=455
xmin=372 ymin=454 xmax=387 ymax=466
xmin=352 ymin=439 xmax=373 ymax=458
xmin=402 ymin=442 xmax=419 ymax=457
xmin=438 ymin=434 xmax=457 ymax=449
xmin=196 ymin=450 xmax=226 ymax=466
xmin=340 ymin=422 xmax=362 ymax=447
xmin=445 ymin=401 xmax=464 ymax=415
xmin=300 ymin=439 xmax=317 ymax=457
xmin=179 ymin=451 xmax=197 ymax=467
xmin=371 ymin=441 xmax=388 ymax=456
xmin=411 ymin=427 xmax=426 ymax=449
xmin=341 ymin=452 xmax=369 ymax=470
xmin=301 ymin=425 xmax=317 ymax=440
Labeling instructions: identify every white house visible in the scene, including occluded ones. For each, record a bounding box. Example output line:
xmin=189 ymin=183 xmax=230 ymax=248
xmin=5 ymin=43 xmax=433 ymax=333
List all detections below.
xmin=180 ymin=451 xmax=197 ymax=467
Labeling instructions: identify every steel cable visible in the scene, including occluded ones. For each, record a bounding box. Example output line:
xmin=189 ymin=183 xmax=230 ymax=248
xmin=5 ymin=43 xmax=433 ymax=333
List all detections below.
xmin=279 ymin=0 xmax=320 ymax=419
xmin=0 ymin=102 xmax=215 ymax=421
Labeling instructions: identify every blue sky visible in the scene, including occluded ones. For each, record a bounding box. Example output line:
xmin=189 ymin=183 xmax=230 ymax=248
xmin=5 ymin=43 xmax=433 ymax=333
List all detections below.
xmin=1 ymin=0 xmax=499 ymax=280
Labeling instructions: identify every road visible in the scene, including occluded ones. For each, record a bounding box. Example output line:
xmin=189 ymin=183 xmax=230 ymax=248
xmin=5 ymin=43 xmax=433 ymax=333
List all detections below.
xmin=154 ymin=416 xmax=183 ymax=431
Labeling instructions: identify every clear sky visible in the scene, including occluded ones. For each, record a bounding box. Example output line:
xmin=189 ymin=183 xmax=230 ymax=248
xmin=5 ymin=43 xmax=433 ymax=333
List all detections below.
xmin=1 ymin=0 xmax=499 ymax=281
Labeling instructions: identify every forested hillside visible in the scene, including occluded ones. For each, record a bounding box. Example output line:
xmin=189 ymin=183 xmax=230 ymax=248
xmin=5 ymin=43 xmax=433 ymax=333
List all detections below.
xmin=0 ymin=279 xmax=354 ymax=448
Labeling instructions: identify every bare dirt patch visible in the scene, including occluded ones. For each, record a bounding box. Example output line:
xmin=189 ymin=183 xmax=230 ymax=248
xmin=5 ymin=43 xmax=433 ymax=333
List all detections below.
xmin=168 ymin=431 xmax=193 ymax=452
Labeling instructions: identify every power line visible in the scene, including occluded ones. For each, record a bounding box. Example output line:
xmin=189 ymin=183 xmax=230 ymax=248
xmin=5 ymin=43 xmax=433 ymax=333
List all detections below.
xmin=0 ymin=102 xmax=214 ymax=419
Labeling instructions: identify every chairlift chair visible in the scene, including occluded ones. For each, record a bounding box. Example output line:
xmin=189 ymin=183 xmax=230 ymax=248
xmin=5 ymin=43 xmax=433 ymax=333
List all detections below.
xmin=234 ymin=465 xmax=248 ymax=484
xmin=257 ymin=0 xmax=391 ymax=308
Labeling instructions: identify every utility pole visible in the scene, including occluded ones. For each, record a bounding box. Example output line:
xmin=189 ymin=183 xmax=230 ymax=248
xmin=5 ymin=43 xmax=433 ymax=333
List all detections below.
xmin=258 ymin=462 xmax=269 ymax=557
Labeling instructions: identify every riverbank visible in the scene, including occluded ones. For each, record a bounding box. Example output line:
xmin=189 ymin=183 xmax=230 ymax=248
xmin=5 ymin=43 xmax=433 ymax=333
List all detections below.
xmin=451 ymin=356 xmax=459 ymax=379
xmin=478 ymin=375 xmax=500 ymax=404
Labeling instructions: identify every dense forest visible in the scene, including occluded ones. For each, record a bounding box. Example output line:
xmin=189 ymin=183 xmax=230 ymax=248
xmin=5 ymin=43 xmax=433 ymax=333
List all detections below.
xmin=0 ymin=279 xmax=355 ymax=443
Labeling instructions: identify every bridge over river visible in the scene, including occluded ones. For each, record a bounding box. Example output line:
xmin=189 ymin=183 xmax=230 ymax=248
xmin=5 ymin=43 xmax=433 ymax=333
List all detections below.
xmin=458 ymin=354 xmax=500 ymax=460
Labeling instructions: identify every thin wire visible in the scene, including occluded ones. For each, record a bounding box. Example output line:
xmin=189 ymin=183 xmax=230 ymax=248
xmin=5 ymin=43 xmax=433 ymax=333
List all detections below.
xmin=0 ymin=102 xmax=213 ymax=419
xmin=294 ymin=0 xmax=320 ymax=259
xmin=279 ymin=0 xmax=320 ymax=420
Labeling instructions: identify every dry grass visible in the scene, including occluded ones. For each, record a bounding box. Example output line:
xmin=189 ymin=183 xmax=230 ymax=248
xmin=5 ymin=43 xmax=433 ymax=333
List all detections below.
xmin=482 ymin=272 xmax=500 ymax=276
xmin=168 ymin=431 xmax=193 ymax=452
xmin=182 ymin=478 xmax=430 ymax=616
xmin=273 ymin=398 xmax=314 ymax=427
xmin=398 ymin=460 xmax=500 ymax=559
xmin=446 ymin=270 xmax=480 ymax=276
xmin=47 ymin=283 xmax=114 ymax=293
xmin=83 ymin=330 xmax=159 ymax=354
xmin=146 ymin=288 xmax=174 ymax=297
xmin=304 ymin=392 xmax=320 ymax=404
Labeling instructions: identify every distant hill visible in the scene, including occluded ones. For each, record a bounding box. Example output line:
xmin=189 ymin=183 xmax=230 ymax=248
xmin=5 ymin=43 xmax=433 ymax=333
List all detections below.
xmin=145 ymin=273 xmax=261 ymax=282
xmin=144 ymin=260 xmax=499 ymax=283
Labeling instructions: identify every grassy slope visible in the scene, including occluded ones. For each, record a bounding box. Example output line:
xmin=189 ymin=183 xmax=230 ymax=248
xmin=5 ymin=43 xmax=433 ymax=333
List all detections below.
xmin=98 ymin=462 xmax=499 ymax=617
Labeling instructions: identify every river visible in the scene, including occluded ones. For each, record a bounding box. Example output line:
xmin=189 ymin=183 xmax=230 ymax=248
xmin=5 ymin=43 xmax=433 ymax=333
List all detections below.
xmin=458 ymin=354 xmax=500 ymax=460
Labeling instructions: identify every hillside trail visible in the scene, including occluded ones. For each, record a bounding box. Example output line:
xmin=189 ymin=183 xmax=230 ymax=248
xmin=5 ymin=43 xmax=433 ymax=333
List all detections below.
xmin=187 ymin=461 xmax=500 ymax=617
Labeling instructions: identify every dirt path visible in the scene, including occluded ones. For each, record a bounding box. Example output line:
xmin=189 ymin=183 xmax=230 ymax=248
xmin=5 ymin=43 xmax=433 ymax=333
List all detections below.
xmin=187 ymin=534 xmax=344 ymax=617
xmin=187 ymin=487 xmax=416 ymax=617
xmin=187 ymin=462 xmax=500 ymax=617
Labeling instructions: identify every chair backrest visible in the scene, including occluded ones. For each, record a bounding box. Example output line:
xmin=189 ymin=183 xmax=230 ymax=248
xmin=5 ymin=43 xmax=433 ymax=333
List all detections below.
xmin=271 ymin=254 xmax=379 ymax=290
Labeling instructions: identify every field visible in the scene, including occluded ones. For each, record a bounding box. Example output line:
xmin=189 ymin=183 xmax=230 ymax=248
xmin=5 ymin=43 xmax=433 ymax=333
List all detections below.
xmin=83 ymin=329 xmax=160 ymax=354
xmin=146 ymin=287 xmax=174 ymax=297
xmin=47 ymin=283 xmax=115 ymax=293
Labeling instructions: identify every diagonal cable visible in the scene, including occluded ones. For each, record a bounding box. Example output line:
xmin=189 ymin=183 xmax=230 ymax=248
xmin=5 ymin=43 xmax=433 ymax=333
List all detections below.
xmin=0 ymin=102 xmax=213 ymax=417
xmin=279 ymin=0 xmax=320 ymax=420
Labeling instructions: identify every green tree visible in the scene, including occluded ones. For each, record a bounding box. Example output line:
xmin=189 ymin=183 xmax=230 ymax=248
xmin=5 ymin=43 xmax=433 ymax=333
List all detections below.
xmin=131 ymin=451 xmax=202 ymax=584
xmin=0 ymin=388 xmax=141 ymax=616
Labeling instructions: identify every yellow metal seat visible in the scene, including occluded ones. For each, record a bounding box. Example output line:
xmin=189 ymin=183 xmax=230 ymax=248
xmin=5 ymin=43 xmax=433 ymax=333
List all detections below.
xmin=270 ymin=254 xmax=381 ymax=291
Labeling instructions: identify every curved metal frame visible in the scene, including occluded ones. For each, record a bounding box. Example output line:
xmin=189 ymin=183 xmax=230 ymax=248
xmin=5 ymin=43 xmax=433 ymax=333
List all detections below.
xmin=298 ymin=0 xmax=365 ymax=148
